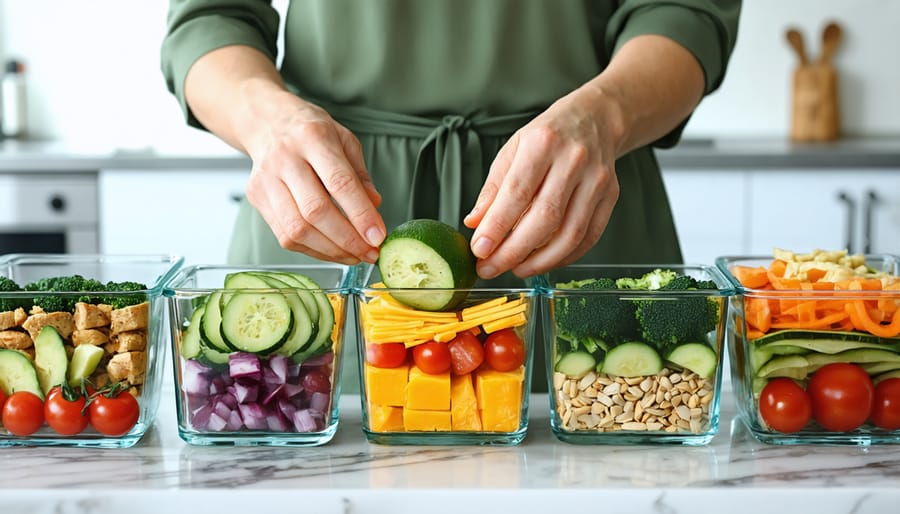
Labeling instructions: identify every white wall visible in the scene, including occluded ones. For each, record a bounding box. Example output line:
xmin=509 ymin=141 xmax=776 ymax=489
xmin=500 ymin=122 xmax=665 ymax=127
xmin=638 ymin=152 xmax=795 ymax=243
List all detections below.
xmin=0 ymin=0 xmax=897 ymax=149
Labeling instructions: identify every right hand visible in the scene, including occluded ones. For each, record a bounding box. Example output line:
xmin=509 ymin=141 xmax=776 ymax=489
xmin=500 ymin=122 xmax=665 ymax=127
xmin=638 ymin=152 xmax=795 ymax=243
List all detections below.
xmin=243 ymin=91 xmax=386 ymax=264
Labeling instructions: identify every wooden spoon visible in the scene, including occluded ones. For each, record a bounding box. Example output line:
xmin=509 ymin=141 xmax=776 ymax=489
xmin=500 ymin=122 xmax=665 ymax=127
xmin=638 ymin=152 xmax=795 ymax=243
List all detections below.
xmin=786 ymin=28 xmax=808 ymax=65
xmin=820 ymin=21 xmax=843 ymax=64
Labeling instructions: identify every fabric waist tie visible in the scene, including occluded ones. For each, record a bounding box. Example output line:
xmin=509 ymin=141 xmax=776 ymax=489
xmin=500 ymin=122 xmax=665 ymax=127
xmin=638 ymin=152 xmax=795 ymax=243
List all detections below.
xmin=316 ymin=100 xmax=538 ymax=228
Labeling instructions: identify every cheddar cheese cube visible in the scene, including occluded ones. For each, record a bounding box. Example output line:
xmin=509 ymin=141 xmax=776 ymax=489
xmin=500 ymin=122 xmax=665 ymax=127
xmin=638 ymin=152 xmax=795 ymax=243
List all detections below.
xmin=450 ymin=374 xmax=482 ymax=431
xmin=365 ymin=362 xmax=409 ymax=406
xmin=475 ymin=367 xmax=524 ymax=432
xmin=405 ymin=365 xmax=450 ymax=411
xmin=403 ymin=408 xmax=452 ymax=431
xmin=367 ymin=403 xmax=404 ymax=432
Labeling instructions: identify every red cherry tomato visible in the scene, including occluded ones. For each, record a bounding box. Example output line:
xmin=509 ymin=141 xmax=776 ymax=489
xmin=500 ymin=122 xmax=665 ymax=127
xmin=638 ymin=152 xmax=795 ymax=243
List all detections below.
xmin=44 ymin=386 xmax=89 ymax=436
xmin=412 ymin=341 xmax=451 ymax=374
xmin=88 ymin=390 xmax=140 ymax=437
xmin=301 ymin=369 xmax=332 ymax=393
xmin=2 ymin=391 xmax=45 ymax=436
xmin=366 ymin=342 xmax=408 ymax=368
xmin=0 ymin=388 xmax=7 ymax=410
xmin=807 ymin=362 xmax=874 ymax=432
xmin=448 ymin=331 xmax=485 ymax=375
xmin=758 ymin=378 xmax=812 ymax=433
xmin=870 ymin=378 xmax=900 ymax=431
xmin=483 ymin=329 xmax=526 ymax=372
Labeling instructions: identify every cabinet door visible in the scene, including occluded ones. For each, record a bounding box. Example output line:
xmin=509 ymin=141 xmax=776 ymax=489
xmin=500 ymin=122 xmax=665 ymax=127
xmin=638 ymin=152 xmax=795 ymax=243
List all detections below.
xmin=99 ymin=169 xmax=248 ymax=264
xmin=661 ymin=170 xmax=747 ymax=266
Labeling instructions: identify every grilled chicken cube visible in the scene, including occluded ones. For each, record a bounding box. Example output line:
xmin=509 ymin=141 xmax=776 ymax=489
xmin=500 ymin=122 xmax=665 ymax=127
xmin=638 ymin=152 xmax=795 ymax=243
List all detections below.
xmin=22 ymin=311 xmax=75 ymax=340
xmin=113 ymin=330 xmax=147 ymax=353
xmin=107 ymin=351 xmax=146 ymax=385
xmin=0 ymin=330 xmax=33 ymax=350
xmin=110 ymin=302 xmax=149 ymax=335
xmin=74 ymin=302 xmax=112 ymax=330
xmin=72 ymin=328 xmax=110 ymax=346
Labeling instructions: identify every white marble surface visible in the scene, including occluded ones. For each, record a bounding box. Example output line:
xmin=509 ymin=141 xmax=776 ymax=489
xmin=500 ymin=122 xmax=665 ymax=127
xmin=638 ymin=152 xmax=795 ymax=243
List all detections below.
xmin=2 ymin=387 xmax=900 ymax=514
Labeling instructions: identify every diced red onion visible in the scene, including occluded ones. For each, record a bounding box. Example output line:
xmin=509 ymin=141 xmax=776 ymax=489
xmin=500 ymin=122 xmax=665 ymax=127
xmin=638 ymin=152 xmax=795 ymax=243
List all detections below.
xmin=266 ymin=411 xmax=289 ymax=432
xmin=209 ymin=376 xmax=229 ymax=395
xmin=261 ymin=383 xmax=284 ymax=405
xmin=191 ymin=403 xmax=214 ymax=430
xmin=213 ymin=398 xmax=233 ymax=420
xmin=268 ymin=354 xmax=289 ymax=383
xmin=231 ymin=380 xmax=259 ymax=404
xmin=218 ymin=392 xmax=238 ymax=410
xmin=238 ymin=403 xmax=269 ymax=430
xmin=229 ymin=352 xmax=262 ymax=381
xmin=207 ymin=412 xmax=228 ymax=432
xmin=310 ymin=391 xmax=330 ymax=413
xmin=300 ymin=352 xmax=333 ymax=367
xmin=292 ymin=409 xmax=317 ymax=433
xmin=277 ymin=399 xmax=297 ymax=421
xmin=225 ymin=409 xmax=243 ymax=431
xmin=282 ymin=382 xmax=304 ymax=398
xmin=182 ymin=360 xmax=212 ymax=396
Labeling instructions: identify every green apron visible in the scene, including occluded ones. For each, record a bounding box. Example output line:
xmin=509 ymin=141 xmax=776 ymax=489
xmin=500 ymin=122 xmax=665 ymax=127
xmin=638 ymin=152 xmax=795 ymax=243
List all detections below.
xmin=227 ymin=101 xmax=683 ymax=394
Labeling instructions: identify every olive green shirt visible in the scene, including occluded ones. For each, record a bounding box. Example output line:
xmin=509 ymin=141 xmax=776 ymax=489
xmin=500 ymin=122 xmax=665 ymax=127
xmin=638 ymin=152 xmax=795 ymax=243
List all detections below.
xmin=161 ymin=0 xmax=740 ymax=391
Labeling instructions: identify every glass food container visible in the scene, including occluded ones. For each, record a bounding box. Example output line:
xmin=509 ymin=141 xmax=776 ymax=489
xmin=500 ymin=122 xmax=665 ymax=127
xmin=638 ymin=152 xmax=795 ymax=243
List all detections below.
xmin=539 ymin=264 xmax=734 ymax=445
xmin=354 ymin=265 xmax=537 ymax=445
xmin=0 ymin=253 xmax=183 ymax=448
xmin=166 ymin=264 xmax=351 ymax=446
xmin=718 ymin=252 xmax=900 ymax=445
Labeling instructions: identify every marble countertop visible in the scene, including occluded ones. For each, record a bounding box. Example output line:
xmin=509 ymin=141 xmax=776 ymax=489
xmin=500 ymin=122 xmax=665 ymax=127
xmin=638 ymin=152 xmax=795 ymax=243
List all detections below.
xmin=2 ymin=386 xmax=899 ymax=514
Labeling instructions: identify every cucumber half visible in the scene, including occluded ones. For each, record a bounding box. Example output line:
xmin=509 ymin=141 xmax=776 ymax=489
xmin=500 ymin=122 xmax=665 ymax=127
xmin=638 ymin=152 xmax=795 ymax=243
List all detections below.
xmin=220 ymin=293 xmax=293 ymax=354
xmin=378 ymin=219 xmax=477 ymax=311
xmin=33 ymin=325 xmax=68 ymax=395
xmin=666 ymin=343 xmax=718 ymax=379
xmin=601 ymin=342 xmax=663 ymax=378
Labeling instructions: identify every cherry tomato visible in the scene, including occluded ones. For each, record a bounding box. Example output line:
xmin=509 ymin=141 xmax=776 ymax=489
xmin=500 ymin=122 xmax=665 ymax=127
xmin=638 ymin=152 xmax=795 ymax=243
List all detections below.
xmin=301 ymin=369 xmax=332 ymax=393
xmin=44 ymin=386 xmax=89 ymax=436
xmin=448 ymin=332 xmax=485 ymax=375
xmin=870 ymin=378 xmax=900 ymax=430
xmin=2 ymin=391 xmax=45 ymax=436
xmin=88 ymin=390 xmax=140 ymax=437
xmin=758 ymin=378 xmax=812 ymax=433
xmin=412 ymin=341 xmax=451 ymax=374
xmin=807 ymin=362 xmax=874 ymax=432
xmin=483 ymin=329 xmax=526 ymax=372
xmin=0 ymin=388 xmax=7 ymax=410
xmin=366 ymin=342 xmax=408 ymax=368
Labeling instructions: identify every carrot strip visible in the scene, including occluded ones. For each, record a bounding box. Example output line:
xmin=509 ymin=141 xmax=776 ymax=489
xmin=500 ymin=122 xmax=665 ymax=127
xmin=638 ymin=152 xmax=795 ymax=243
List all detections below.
xmin=770 ymin=310 xmax=850 ymax=330
xmin=851 ymin=300 xmax=900 ymax=338
xmin=732 ymin=265 xmax=770 ymax=289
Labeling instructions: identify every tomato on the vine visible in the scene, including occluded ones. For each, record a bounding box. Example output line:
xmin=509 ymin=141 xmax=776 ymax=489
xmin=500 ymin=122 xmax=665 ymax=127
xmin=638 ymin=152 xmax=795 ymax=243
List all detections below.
xmin=448 ymin=331 xmax=484 ymax=375
xmin=88 ymin=389 xmax=140 ymax=437
xmin=44 ymin=385 xmax=89 ymax=436
xmin=2 ymin=391 xmax=45 ymax=436
xmin=366 ymin=342 xmax=408 ymax=368
xmin=483 ymin=329 xmax=525 ymax=372
xmin=758 ymin=378 xmax=812 ymax=433
xmin=807 ymin=362 xmax=874 ymax=432
xmin=412 ymin=341 xmax=451 ymax=374
xmin=870 ymin=378 xmax=900 ymax=430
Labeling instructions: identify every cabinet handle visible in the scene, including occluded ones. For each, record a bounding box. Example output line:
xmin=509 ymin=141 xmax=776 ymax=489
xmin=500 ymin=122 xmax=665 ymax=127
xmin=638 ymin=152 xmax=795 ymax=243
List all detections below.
xmin=837 ymin=191 xmax=856 ymax=252
xmin=230 ymin=194 xmax=245 ymax=204
xmin=863 ymin=189 xmax=879 ymax=254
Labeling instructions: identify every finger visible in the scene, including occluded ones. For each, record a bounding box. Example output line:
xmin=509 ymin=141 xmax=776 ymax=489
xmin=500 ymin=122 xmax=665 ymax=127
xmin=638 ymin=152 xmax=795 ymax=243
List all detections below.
xmin=280 ymin=161 xmax=380 ymax=263
xmin=303 ymin=128 xmax=386 ymax=248
xmin=468 ymin=136 xmax=549 ymax=260
xmin=474 ymin=159 xmax=579 ymax=279
xmin=513 ymin=176 xmax=618 ymax=277
xmin=337 ymin=125 xmax=383 ymax=208
xmin=464 ymin=134 xmax=518 ymax=229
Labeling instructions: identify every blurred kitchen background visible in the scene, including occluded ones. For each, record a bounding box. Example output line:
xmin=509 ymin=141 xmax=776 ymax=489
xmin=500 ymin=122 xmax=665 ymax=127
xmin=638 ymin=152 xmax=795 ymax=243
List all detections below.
xmin=0 ymin=0 xmax=898 ymax=265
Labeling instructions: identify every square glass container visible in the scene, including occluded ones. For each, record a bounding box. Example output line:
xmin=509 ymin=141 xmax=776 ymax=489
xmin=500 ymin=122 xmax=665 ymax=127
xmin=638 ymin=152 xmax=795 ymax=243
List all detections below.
xmin=539 ymin=264 xmax=734 ymax=445
xmin=0 ymin=253 xmax=183 ymax=448
xmin=166 ymin=264 xmax=352 ymax=446
xmin=718 ymin=254 xmax=900 ymax=445
xmin=354 ymin=265 xmax=537 ymax=445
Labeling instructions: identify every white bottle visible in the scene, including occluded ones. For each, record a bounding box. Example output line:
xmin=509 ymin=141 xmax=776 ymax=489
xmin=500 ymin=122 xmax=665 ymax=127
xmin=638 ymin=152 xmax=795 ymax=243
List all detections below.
xmin=2 ymin=60 xmax=27 ymax=139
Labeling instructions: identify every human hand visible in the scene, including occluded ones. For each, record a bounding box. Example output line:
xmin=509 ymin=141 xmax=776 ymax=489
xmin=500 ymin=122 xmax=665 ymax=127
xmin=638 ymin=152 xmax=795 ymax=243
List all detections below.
xmin=243 ymin=91 xmax=385 ymax=264
xmin=464 ymin=87 xmax=622 ymax=278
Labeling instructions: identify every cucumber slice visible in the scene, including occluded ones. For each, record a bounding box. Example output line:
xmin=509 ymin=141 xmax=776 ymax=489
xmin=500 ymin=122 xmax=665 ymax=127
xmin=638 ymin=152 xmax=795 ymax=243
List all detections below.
xmin=284 ymin=272 xmax=334 ymax=354
xmin=666 ymin=343 xmax=718 ymax=379
xmin=67 ymin=344 xmax=105 ymax=388
xmin=0 ymin=348 xmax=43 ymax=398
xmin=198 ymin=340 xmax=231 ymax=368
xmin=34 ymin=326 xmax=68 ymax=394
xmin=752 ymin=329 xmax=900 ymax=346
xmin=555 ymin=351 xmax=597 ymax=378
xmin=220 ymin=292 xmax=292 ymax=354
xmin=378 ymin=219 xmax=476 ymax=311
xmin=201 ymin=291 xmax=230 ymax=353
xmin=245 ymin=273 xmax=315 ymax=356
xmin=181 ymin=305 xmax=205 ymax=360
xmin=756 ymin=354 xmax=810 ymax=380
xmin=601 ymin=342 xmax=663 ymax=378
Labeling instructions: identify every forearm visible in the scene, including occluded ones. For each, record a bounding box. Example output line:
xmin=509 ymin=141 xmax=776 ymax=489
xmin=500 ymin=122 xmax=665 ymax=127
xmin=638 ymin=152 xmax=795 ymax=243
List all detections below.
xmin=579 ymin=34 xmax=706 ymax=158
xmin=183 ymin=45 xmax=295 ymax=155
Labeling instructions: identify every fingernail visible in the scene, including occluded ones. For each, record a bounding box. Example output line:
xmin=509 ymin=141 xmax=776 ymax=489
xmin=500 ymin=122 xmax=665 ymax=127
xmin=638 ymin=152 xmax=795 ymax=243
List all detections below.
xmin=472 ymin=237 xmax=494 ymax=258
xmin=365 ymin=249 xmax=380 ymax=263
xmin=366 ymin=226 xmax=385 ymax=247
xmin=478 ymin=264 xmax=497 ymax=279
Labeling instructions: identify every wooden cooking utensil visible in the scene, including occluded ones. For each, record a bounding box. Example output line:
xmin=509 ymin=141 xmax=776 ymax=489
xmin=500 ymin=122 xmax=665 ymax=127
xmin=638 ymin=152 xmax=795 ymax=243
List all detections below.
xmin=788 ymin=21 xmax=843 ymax=142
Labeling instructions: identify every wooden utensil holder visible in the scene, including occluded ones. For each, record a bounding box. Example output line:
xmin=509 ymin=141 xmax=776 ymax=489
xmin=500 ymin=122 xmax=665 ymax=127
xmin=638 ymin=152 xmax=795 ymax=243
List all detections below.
xmin=788 ymin=22 xmax=843 ymax=142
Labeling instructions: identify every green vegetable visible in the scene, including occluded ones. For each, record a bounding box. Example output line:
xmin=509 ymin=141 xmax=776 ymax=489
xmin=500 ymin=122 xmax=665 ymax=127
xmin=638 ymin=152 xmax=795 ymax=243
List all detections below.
xmin=0 ymin=348 xmax=43 ymax=398
xmin=102 ymin=280 xmax=148 ymax=309
xmin=633 ymin=275 xmax=719 ymax=355
xmin=33 ymin=325 xmax=68 ymax=394
xmin=553 ymin=277 xmax=638 ymax=351
xmin=554 ymin=351 xmax=597 ymax=379
xmin=21 ymin=275 xmax=146 ymax=312
xmin=601 ymin=342 xmax=663 ymax=377
xmin=0 ymin=276 xmax=29 ymax=312
xmin=615 ymin=268 xmax=677 ymax=291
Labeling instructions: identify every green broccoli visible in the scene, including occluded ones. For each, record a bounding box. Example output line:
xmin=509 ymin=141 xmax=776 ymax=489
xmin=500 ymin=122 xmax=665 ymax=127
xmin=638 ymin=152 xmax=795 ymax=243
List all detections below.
xmin=0 ymin=276 xmax=29 ymax=312
xmin=27 ymin=275 xmax=90 ymax=312
xmin=554 ymin=277 xmax=639 ymax=353
xmin=104 ymin=280 xmax=148 ymax=309
xmin=615 ymin=268 xmax=678 ymax=291
xmin=634 ymin=275 xmax=719 ymax=354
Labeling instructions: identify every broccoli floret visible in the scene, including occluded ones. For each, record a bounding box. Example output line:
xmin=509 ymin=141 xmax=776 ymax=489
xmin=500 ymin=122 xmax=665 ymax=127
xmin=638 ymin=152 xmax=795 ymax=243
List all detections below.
xmin=25 ymin=275 xmax=137 ymax=312
xmin=634 ymin=276 xmax=719 ymax=354
xmin=615 ymin=268 xmax=678 ymax=291
xmin=104 ymin=280 xmax=148 ymax=309
xmin=554 ymin=277 xmax=639 ymax=349
xmin=0 ymin=276 xmax=29 ymax=312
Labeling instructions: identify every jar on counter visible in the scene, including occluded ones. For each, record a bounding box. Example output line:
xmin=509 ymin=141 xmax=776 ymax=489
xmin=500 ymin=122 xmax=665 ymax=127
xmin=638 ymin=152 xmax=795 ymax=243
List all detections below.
xmin=2 ymin=59 xmax=28 ymax=139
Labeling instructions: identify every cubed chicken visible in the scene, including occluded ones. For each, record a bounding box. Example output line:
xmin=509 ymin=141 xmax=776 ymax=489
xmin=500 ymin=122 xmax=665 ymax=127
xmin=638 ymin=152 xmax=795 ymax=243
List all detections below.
xmin=112 ymin=330 xmax=147 ymax=353
xmin=0 ymin=330 xmax=33 ymax=350
xmin=22 ymin=311 xmax=75 ymax=340
xmin=0 ymin=308 xmax=27 ymax=331
xmin=110 ymin=302 xmax=149 ymax=335
xmin=107 ymin=351 xmax=146 ymax=385
xmin=73 ymin=302 xmax=111 ymax=330
xmin=72 ymin=328 xmax=110 ymax=346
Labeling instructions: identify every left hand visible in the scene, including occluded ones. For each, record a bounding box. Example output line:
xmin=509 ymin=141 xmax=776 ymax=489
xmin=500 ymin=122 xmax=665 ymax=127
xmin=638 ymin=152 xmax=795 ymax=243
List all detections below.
xmin=464 ymin=86 xmax=622 ymax=279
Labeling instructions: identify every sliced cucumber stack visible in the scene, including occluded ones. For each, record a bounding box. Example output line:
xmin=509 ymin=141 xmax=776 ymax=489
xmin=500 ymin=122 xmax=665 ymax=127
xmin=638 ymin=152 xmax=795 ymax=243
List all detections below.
xmin=220 ymin=292 xmax=293 ymax=354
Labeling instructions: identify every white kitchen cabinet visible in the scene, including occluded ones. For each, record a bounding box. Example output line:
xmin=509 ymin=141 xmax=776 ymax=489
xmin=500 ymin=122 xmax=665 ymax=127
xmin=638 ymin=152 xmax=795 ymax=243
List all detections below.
xmin=747 ymin=169 xmax=900 ymax=256
xmin=99 ymin=169 xmax=249 ymax=265
xmin=661 ymin=169 xmax=749 ymax=266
